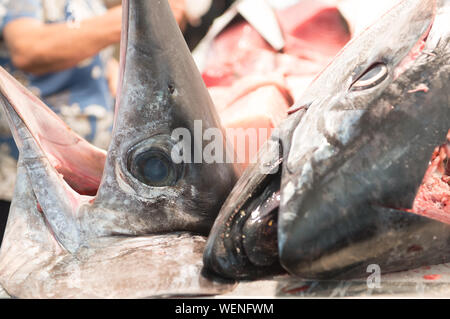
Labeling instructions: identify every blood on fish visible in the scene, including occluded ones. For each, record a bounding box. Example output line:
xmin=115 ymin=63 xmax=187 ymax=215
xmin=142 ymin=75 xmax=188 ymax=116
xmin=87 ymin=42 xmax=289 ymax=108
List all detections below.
xmin=423 ymin=274 xmax=441 ymax=280
xmin=407 ymin=84 xmax=430 ymax=93
xmin=407 ymin=245 xmax=423 ymax=253
xmin=413 ymin=133 xmax=450 ymax=224
xmin=282 ymin=285 xmax=310 ymax=294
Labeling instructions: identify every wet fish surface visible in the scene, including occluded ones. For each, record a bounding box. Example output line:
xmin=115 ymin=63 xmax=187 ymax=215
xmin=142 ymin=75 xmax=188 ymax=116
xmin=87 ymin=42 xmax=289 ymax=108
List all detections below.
xmin=204 ymin=0 xmax=450 ymax=280
xmin=0 ymin=0 xmax=237 ymax=298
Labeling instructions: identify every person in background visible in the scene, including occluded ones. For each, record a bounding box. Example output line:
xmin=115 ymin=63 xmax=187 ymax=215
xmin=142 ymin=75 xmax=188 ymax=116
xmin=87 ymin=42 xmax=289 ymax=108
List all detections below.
xmin=0 ymin=0 xmax=187 ymax=245
xmin=183 ymin=0 xmax=234 ymax=50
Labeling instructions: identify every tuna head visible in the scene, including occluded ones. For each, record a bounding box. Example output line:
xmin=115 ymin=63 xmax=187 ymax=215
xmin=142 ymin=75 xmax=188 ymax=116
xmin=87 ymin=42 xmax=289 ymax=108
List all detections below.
xmin=0 ymin=0 xmax=237 ymax=298
xmin=279 ymin=0 xmax=450 ymax=279
xmin=204 ymin=0 xmax=450 ymax=280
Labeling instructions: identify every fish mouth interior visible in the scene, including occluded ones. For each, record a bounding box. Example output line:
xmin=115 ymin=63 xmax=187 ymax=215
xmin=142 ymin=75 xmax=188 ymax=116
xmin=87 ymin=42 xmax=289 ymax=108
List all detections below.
xmin=411 ymin=137 xmax=450 ymax=224
xmin=393 ymin=17 xmax=449 ymax=224
xmin=0 ymin=69 xmax=107 ymax=197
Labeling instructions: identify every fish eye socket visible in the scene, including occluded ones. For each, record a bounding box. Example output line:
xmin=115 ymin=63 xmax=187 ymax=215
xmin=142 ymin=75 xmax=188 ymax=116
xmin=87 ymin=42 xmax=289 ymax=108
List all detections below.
xmin=127 ymin=137 xmax=183 ymax=187
xmin=350 ymin=63 xmax=388 ymax=91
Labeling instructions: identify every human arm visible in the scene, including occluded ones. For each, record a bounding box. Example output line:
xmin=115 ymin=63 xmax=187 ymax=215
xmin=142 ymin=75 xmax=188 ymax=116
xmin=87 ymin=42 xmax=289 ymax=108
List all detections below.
xmin=3 ymin=6 xmax=122 ymax=76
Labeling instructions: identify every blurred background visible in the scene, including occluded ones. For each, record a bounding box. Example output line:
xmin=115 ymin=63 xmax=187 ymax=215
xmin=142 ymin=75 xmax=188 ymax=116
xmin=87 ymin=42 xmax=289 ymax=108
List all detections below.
xmin=104 ymin=0 xmax=235 ymax=50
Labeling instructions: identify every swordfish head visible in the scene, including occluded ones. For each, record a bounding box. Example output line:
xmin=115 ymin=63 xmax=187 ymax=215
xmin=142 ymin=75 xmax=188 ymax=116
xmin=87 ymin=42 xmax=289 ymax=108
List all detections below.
xmin=0 ymin=0 xmax=237 ymax=298
xmin=204 ymin=0 xmax=450 ymax=280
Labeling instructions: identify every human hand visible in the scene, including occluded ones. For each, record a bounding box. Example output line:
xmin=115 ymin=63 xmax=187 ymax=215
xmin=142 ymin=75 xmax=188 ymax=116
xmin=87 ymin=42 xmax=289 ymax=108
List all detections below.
xmin=169 ymin=0 xmax=187 ymax=30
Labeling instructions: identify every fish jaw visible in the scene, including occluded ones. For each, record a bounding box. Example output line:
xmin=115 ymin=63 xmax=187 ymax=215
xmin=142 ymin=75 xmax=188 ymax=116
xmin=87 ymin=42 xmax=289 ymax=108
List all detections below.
xmin=279 ymin=0 xmax=450 ymax=279
xmin=202 ymin=161 xmax=282 ymax=279
xmin=202 ymin=114 xmax=301 ymax=279
xmin=0 ymin=60 xmax=107 ymax=253
xmin=0 ymin=67 xmax=106 ymax=196
xmin=0 ymin=67 xmax=106 ymax=252
xmin=0 ymin=68 xmax=106 ymax=195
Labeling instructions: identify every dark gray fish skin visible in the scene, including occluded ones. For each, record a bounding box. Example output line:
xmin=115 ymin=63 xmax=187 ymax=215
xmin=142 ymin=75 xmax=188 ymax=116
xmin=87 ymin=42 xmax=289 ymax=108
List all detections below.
xmin=203 ymin=113 xmax=300 ymax=279
xmin=203 ymin=142 xmax=283 ymax=279
xmin=204 ymin=0 xmax=450 ymax=280
xmin=85 ymin=0 xmax=238 ymax=239
xmin=280 ymin=0 xmax=450 ymax=279
xmin=0 ymin=0 xmax=237 ymax=298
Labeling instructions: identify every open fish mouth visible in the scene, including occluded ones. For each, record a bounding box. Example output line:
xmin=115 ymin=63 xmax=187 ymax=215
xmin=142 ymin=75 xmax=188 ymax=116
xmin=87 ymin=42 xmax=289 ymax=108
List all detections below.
xmin=413 ymin=136 xmax=450 ymax=224
xmin=203 ymin=127 xmax=294 ymax=279
xmin=203 ymin=165 xmax=283 ymax=279
xmin=0 ymin=0 xmax=238 ymax=298
xmin=204 ymin=0 xmax=450 ymax=280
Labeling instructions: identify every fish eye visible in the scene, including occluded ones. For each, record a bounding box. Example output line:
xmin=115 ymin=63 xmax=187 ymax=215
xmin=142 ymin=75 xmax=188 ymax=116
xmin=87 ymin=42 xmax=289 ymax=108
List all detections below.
xmin=350 ymin=63 xmax=388 ymax=91
xmin=127 ymin=137 xmax=183 ymax=187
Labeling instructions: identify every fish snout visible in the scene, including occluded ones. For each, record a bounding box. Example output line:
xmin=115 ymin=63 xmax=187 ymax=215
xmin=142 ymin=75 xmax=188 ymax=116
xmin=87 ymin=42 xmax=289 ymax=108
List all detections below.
xmin=203 ymin=201 xmax=281 ymax=280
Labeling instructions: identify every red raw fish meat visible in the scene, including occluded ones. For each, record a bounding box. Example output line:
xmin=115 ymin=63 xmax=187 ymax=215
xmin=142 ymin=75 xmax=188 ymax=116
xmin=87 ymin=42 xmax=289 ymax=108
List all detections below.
xmin=203 ymin=0 xmax=351 ymax=168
